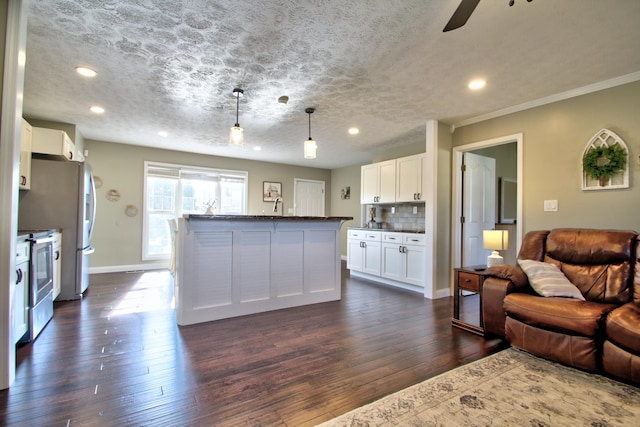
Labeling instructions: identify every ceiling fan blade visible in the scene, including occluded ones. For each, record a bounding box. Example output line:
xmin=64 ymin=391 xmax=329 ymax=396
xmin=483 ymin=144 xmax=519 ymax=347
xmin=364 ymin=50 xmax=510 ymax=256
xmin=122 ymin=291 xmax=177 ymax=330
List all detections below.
xmin=443 ymin=0 xmax=481 ymax=32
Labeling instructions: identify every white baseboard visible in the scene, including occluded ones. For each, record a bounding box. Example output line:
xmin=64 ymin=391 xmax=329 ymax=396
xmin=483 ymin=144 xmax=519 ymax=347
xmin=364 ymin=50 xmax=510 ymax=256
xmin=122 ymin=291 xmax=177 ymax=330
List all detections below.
xmin=89 ymin=263 xmax=169 ymax=274
xmin=435 ymin=287 xmax=451 ymax=299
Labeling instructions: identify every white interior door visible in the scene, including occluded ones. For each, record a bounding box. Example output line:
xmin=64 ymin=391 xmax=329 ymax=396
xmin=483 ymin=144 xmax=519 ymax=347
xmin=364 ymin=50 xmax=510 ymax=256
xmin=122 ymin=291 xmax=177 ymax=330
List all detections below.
xmin=294 ymin=179 xmax=325 ymax=216
xmin=462 ymin=152 xmax=496 ymax=267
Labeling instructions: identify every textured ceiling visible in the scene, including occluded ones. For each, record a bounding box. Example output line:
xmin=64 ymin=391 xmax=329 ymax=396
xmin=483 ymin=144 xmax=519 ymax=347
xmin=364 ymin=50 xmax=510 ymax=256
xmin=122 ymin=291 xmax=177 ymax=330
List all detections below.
xmin=23 ymin=0 xmax=640 ymax=169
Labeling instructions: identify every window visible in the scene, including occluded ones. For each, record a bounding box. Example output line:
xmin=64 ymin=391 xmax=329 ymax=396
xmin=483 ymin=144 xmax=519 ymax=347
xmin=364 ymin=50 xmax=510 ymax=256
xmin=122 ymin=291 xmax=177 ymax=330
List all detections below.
xmin=143 ymin=161 xmax=248 ymax=260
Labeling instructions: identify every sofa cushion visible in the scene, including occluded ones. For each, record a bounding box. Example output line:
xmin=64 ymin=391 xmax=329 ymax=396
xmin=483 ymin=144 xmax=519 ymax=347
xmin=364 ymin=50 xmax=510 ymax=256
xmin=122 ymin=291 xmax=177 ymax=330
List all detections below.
xmin=504 ymin=293 xmax=618 ymax=337
xmin=605 ymin=302 xmax=640 ymax=354
xmin=544 ymin=229 xmax=636 ymax=304
xmin=518 ymin=259 xmax=585 ymax=300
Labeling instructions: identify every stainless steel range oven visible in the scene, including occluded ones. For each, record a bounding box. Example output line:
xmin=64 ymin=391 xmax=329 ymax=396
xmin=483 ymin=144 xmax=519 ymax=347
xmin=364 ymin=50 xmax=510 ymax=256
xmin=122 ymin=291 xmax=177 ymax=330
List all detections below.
xmin=19 ymin=230 xmax=55 ymax=343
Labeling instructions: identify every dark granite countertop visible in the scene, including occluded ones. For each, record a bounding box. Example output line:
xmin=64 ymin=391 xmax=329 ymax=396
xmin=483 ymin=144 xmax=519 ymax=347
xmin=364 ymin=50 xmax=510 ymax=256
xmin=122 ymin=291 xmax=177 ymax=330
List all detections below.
xmin=186 ymin=214 xmax=353 ymax=221
xmin=348 ymin=227 xmax=425 ymax=234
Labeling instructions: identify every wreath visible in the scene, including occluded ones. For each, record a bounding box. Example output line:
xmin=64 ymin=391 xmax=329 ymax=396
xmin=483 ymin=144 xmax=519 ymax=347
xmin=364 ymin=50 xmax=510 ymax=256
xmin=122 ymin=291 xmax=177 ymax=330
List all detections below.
xmin=582 ymin=144 xmax=627 ymax=180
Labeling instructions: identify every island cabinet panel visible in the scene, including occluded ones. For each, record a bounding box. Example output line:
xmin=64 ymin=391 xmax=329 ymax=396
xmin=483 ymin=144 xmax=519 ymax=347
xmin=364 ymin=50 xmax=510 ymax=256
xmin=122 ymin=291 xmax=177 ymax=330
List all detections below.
xmin=234 ymin=231 xmax=271 ymax=303
xmin=192 ymin=231 xmax=233 ymax=309
xmin=304 ymin=230 xmax=339 ymax=293
xmin=175 ymin=216 xmax=348 ymax=325
xmin=272 ymin=231 xmax=304 ymax=297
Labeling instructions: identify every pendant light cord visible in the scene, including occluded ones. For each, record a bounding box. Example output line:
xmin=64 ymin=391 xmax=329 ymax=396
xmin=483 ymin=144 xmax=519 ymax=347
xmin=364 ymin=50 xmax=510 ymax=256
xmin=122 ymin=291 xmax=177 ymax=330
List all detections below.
xmin=235 ymin=91 xmax=240 ymax=127
xmin=306 ymin=107 xmax=315 ymax=140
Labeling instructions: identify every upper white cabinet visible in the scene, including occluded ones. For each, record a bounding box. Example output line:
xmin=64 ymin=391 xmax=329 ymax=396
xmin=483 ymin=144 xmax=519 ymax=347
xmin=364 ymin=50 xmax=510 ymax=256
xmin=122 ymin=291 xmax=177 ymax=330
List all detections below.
xmin=396 ymin=153 xmax=426 ymax=202
xmin=360 ymin=159 xmax=396 ymax=204
xmin=19 ymin=118 xmax=32 ymax=190
xmin=32 ymin=127 xmax=77 ymax=161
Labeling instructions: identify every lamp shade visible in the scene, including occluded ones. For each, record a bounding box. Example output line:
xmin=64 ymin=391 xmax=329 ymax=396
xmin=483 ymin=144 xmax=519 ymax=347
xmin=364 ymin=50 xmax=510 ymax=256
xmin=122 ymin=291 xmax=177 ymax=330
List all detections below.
xmin=304 ymin=139 xmax=317 ymax=159
xmin=229 ymin=125 xmax=244 ymax=146
xmin=483 ymin=229 xmax=508 ymax=250
xmin=483 ymin=229 xmax=508 ymax=267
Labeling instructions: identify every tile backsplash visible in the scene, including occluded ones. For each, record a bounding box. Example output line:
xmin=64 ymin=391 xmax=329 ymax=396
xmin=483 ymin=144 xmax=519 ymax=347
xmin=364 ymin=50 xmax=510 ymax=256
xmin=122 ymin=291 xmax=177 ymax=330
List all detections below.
xmin=364 ymin=203 xmax=425 ymax=232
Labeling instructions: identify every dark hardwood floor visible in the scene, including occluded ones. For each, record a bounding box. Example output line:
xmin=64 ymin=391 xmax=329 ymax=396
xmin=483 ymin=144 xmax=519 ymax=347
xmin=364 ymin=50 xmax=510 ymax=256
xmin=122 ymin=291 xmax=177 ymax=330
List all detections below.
xmin=1 ymin=264 xmax=506 ymax=426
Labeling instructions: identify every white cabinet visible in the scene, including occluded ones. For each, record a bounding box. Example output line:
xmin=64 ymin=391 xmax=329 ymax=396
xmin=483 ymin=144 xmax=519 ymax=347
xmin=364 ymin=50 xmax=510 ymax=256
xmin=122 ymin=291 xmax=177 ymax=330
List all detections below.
xmin=396 ymin=153 xmax=426 ymax=202
xmin=347 ymin=229 xmax=381 ymax=276
xmin=349 ymin=228 xmax=425 ymax=292
xmin=360 ymin=160 xmax=396 ymax=204
xmin=53 ymin=231 xmax=62 ymax=299
xmin=13 ymin=238 xmax=30 ymax=344
xmin=381 ymin=232 xmax=404 ymax=282
xmin=381 ymin=232 xmax=425 ymax=287
xmin=401 ymin=234 xmax=426 ymax=287
xmin=32 ymin=127 xmax=76 ymax=161
xmin=19 ymin=119 xmax=32 ymax=190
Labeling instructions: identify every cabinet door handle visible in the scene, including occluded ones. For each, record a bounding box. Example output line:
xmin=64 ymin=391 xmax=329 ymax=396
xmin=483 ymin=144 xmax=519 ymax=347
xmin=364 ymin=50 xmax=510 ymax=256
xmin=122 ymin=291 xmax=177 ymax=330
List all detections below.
xmin=16 ymin=268 xmax=23 ymax=285
xmin=54 ymin=250 xmax=60 ymax=261
xmin=398 ymin=246 xmax=403 ymax=253
xmin=417 ymin=193 xmax=421 ymax=200
xmin=21 ymin=176 xmax=27 ymax=186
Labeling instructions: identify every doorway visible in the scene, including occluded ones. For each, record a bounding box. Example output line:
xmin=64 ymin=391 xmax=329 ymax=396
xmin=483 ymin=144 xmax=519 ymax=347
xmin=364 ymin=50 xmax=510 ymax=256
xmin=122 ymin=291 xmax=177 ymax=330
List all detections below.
xmin=294 ymin=179 xmax=325 ymax=216
xmin=452 ymin=133 xmax=523 ymax=273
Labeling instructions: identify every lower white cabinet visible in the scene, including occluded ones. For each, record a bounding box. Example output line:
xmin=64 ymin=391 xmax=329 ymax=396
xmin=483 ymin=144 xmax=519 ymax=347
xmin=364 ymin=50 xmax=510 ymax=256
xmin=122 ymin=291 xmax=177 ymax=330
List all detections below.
xmin=13 ymin=238 xmax=30 ymax=344
xmin=347 ymin=229 xmax=381 ymax=276
xmin=348 ymin=229 xmax=425 ymax=292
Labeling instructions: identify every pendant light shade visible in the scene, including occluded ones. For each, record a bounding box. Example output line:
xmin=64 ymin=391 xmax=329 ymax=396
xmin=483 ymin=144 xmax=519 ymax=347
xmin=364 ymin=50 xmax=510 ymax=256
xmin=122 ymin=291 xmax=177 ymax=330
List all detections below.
xmin=304 ymin=107 xmax=317 ymax=159
xmin=229 ymin=88 xmax=244 ymax=146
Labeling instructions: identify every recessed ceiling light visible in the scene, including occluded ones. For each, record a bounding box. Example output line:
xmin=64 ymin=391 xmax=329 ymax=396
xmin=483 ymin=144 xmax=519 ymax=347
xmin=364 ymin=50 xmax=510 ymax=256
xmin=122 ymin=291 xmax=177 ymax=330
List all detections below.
xmin=468 ymin=79 xmax=487 ymax=90
xmin=253 ymin=146 xmax=262 ymax=151
xmin=348 ymin=127 xmax=360 ymax=135
xmin=90 ymin=106 xmax=105 ymax=114
xmin=76 ymin=66 xmax=97 ymax=77
xmin=158 ymin=130 xmax=168 ymax=137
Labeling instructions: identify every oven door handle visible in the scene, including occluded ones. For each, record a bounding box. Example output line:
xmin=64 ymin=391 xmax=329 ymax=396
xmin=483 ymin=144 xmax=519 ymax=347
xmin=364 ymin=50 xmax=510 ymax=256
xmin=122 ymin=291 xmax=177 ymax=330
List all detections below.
xmin=29 ymin=235 xmax=55 ymax=245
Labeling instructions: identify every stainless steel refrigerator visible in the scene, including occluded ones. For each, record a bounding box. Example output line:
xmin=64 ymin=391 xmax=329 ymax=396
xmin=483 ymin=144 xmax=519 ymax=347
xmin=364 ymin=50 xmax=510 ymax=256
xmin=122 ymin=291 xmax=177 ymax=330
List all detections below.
xmin=18 ymin=158 xmax=96 ymax=300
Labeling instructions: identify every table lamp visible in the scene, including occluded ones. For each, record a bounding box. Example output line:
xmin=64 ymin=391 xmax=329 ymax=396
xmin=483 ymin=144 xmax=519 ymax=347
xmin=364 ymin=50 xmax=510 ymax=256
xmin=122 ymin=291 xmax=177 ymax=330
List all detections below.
xmin=483 ymin=229 xmax=509 ymax=267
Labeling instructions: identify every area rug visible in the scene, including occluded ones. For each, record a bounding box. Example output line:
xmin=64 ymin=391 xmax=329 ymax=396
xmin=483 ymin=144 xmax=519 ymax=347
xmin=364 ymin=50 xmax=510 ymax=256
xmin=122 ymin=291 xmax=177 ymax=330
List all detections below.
xmin=317 ymin=348 xmax=640 ymax=426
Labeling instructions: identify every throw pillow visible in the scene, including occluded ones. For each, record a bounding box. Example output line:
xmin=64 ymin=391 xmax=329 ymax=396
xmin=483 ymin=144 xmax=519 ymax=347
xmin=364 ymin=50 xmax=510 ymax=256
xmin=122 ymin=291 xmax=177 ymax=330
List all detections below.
xmin=517 ymin=259 xmax=585 ymax=300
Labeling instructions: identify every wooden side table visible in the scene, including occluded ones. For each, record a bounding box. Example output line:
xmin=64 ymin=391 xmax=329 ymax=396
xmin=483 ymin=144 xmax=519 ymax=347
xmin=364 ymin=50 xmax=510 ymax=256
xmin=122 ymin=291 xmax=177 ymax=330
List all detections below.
xmin=452 ymin=266 xmax=489 ymax=336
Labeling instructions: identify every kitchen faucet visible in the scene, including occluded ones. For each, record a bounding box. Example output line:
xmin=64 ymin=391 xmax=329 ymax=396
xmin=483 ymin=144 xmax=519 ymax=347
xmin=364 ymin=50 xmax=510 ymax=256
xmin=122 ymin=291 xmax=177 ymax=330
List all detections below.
xmin=273 ymin=197 xmax=281 ymax=213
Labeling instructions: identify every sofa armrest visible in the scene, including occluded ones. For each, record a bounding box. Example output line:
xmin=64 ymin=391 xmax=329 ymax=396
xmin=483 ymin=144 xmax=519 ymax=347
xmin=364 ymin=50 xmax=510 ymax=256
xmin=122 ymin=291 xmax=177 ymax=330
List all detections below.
xmin=482 ymin=265 xmax=531 ymax=338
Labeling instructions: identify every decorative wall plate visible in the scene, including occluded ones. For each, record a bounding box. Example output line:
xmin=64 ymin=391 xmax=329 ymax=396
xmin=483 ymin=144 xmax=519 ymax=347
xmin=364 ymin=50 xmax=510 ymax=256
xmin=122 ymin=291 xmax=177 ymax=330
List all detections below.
xmin=94 ymin=176 xmax=103 ymax=188
xmin=106 ymin=189 xmax=121 ymax=201
xmin=125 ymin=205 xmax=138 ymax=217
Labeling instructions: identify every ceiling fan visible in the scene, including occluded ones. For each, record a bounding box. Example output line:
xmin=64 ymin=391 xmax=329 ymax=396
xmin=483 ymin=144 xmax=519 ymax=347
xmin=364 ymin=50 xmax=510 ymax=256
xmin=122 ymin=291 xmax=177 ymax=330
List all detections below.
xmin=443 ymin=0 xmax=532 ymax=32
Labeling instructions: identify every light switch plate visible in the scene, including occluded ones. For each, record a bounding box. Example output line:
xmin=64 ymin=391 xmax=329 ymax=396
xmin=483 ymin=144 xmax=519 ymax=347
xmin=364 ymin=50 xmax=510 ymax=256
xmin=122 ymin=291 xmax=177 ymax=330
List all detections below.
xmin=544 ymin=200 xmax=558 ymax=212
xmin=412 ymin=206 xmax=418 ymax=214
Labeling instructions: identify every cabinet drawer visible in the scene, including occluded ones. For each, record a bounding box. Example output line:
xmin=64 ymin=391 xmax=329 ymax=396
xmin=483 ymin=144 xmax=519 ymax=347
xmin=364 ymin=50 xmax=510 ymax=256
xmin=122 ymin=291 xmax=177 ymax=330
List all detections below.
xmin=403 ymin=234 xmax=425 ymax=245
xmin=363 ymin=231 xmax=381 ymax=242
xmin=348 ymin=229 xmax=381 ymax=242
xmin=458 ymin=272 xmax=480 ymax=292
xmin=382 ymin=232 xmax=402 ymax=243
xmin=348 ymin=230 xmax=364 ymax=239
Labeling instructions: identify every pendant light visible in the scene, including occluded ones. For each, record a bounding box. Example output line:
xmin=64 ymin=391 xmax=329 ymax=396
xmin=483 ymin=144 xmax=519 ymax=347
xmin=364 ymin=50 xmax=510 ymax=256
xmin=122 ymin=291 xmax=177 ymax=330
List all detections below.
xmin=229 ymin=88 xmax=244 ymax=146
xmin=304 ymin=107 xmax=317 ymax=159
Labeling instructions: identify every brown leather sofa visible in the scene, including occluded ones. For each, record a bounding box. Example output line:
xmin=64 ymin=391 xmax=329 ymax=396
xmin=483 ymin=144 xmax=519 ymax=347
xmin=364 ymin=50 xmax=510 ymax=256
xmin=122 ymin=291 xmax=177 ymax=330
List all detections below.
xmin=482 ymin=228 xmax=640 ymax=384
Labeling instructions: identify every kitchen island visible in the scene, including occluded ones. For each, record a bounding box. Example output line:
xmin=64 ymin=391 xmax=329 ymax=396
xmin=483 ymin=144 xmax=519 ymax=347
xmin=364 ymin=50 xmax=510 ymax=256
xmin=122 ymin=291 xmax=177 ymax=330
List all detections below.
xmin=174 ymin=215 xmax=352 ymax=325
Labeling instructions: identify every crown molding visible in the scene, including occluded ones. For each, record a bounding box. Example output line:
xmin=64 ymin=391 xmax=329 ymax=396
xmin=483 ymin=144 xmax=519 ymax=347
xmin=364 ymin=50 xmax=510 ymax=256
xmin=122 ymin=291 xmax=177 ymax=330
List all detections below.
xmin=453 ymin=71 xmax=640 ymax=131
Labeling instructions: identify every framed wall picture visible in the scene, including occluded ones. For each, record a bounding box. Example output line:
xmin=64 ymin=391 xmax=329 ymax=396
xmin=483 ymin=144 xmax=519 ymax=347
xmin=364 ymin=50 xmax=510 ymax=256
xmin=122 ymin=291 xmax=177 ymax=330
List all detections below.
xmin=263 ymin=181 xmax=282 ymax=201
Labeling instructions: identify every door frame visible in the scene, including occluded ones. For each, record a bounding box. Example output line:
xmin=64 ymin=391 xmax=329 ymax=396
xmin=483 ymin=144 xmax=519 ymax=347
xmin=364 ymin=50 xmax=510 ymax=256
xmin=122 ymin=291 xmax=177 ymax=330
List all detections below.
xmin=451 ymin=133 xmax=523 ymax=277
